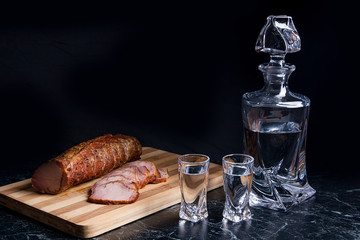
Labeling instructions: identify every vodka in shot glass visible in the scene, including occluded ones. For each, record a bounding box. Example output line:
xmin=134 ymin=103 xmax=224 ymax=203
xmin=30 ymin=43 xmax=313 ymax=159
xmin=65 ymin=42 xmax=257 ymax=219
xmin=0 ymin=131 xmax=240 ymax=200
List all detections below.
xmin=178 ymin=154 xmax=210 ymax=222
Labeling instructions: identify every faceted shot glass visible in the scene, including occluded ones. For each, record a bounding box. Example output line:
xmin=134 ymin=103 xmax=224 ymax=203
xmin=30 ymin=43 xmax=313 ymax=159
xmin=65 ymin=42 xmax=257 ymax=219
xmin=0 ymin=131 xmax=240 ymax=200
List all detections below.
xmin=222 ymin=154 xmax=254 ymax=222
xmin=178 ymin=154 xmax=210 ymax=222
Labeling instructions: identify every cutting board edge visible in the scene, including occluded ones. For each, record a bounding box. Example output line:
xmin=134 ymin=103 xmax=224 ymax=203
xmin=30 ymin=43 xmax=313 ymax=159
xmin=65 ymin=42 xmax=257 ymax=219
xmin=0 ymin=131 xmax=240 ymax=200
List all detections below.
xmin=79 ymin=181 xmax=224 ymax=238
xmin=0 ymin=192 xmax=87 ymax=237
xmin=79 ymin=177 xmax=224 ymax=238
xmin=79 ymin=188 xmax=182 ymax=238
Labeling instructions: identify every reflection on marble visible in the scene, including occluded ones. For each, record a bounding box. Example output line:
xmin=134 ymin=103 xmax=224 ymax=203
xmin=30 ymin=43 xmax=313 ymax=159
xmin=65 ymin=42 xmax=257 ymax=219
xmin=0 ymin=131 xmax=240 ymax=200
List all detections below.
xmin=1 ymin=172 xmax=360 ymax=239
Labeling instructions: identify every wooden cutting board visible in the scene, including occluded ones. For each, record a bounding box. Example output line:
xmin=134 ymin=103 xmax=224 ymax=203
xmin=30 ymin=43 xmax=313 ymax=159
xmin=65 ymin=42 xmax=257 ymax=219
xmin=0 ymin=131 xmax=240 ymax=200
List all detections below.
xmin=0 ymin=147 xmax=223 ymax=238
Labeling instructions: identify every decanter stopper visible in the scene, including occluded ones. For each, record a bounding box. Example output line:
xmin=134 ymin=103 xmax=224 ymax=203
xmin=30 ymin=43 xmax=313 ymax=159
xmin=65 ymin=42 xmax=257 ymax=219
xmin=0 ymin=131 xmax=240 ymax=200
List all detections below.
xmin=255 ymin=15 xmax=301 ymax=66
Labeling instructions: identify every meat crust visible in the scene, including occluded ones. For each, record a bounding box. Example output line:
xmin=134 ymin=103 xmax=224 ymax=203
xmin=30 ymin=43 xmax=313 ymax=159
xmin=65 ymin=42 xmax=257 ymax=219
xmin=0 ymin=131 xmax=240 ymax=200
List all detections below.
xmin=31 ymin=134 xmax=142 ymax=194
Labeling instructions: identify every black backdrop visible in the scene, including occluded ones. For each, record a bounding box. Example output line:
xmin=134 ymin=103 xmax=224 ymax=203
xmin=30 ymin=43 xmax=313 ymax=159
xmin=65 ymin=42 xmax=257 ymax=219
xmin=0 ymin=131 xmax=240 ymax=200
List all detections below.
xmin=0 ymin=2 xmax=357 ymax=177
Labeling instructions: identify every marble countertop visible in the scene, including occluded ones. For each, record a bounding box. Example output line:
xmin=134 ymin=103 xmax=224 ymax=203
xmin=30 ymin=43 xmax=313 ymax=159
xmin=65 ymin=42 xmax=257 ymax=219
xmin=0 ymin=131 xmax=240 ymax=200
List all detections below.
xmin=1 ymin=173 xmax=359 ymax=239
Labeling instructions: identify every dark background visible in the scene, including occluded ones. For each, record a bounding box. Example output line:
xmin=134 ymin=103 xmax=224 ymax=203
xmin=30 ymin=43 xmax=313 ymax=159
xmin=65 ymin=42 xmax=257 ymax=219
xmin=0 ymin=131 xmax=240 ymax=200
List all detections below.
xmin=0 ymin=2 xmax=357 ymax=177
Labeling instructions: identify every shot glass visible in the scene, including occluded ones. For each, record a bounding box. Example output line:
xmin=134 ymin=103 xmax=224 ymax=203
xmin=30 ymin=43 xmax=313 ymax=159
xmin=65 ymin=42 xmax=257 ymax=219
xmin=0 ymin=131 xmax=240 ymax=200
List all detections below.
xmin=222 ymin=154 xmax=254 ymax=222
xmin=178 ymin=154 xmax=210 ymax=222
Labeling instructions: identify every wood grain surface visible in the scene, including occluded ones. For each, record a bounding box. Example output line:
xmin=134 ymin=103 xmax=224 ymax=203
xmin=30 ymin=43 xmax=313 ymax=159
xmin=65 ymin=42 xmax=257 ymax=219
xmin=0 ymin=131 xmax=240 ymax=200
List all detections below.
xmin=0 ymin=147 xmax=223 ymax=238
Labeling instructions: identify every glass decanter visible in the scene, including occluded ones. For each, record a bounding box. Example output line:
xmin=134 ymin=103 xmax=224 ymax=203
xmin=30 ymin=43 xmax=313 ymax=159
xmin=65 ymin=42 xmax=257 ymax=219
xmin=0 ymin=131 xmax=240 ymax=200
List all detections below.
xmin=242 ymin=15 xmax=316 ymax=211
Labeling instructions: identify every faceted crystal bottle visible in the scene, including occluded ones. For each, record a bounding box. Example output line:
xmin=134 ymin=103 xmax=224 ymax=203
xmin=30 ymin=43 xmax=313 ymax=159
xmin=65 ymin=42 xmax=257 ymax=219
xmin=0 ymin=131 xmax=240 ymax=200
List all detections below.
xmin=242 ymin=15 xmax=316 ymax=211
